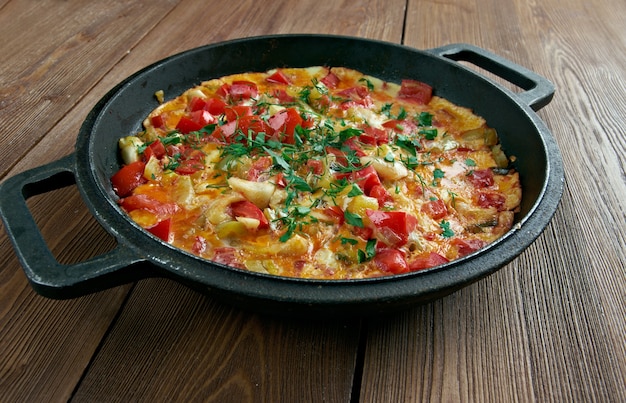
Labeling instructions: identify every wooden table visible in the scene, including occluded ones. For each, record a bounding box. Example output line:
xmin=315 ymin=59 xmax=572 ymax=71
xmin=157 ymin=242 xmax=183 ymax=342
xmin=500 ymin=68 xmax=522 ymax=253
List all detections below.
xmin=1 ymin=0 xmax=624 ymax=401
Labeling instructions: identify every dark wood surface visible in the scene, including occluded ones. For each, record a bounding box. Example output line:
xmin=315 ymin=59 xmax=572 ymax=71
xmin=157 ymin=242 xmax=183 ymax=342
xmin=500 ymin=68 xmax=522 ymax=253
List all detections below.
xmin=1 ymin=0 xmax=624 ymax=401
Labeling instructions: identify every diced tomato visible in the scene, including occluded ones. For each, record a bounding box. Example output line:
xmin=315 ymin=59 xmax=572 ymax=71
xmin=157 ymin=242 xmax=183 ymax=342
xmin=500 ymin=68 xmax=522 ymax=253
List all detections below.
xmin=268 ymin=108 xmax=302 ymax=143
xmin=360 ymin=126 xmax=389 ymax=145
xmin=147 ymin=218 xmax=172 ymax=242
xmin=175 ymin=116 xmax=203 ymax=134
xmin=323 ymin=205 xmax=345 ymax=224
xmin=192 ymin=236 xmax=207 ymax=254
xmin=175 ymin=159 xmax=204 ymax=175
xmin=216 ymin=83 xmax=230 ymax=99
xmin=119 ymin=194 xmax=179 ymax=216
xmin=111 ymin=160 xmax=147 ymax=197
xmin=409 ymin=252 xmax=449 ymax=271
xmin=150 ymin=114 xmax=164 ymax=128
xmin=270 ymin=88 xmax=295 ymax=103
xmin=176 ymin=109 xmax=215 ymax=134
xmin=229 ymin=80 xmax=258 ymax=100
xmin=477 ymin=192 xmax=506 ymax=210
xmin=351 ymin=225 xmax=373 ymax=241
xmin=468 ymin=169 xmax=494 ymax=188
xmin=230 ymin=200 xmax=269 ymax=229
xmin=306 ymin=159 xmax=324 ymax=175
xmin=342 ymin=137 xmax=367 ymax=157
xmin=237 ymin=115 xmax=272 ymax=139
xmin=398 ymin=79 xmax=433 ymax=104
xmin=352 ymin=165 xmax=382 ymax=195
xmin=189 ymin=97 xmax=227 ymax=116
xmin=142 ymin=139 xmax=166 ymax=161
xmin=247 ymin=156 xmax=273 ymax=181
xmin=321 ymin=72 xmax=340 ymax=88
xmin=421 ymin=199 xmax=448 ymax=220
xmin=224 ymin=105 xmax=253 ymax=122
xmin=189 ymin=96 xmax=208 ymax=112
xmin=338 ymin=86 xmax=370 ymax=99
xmin=365 ymin=209 xmax=417 ymax=247
xmin=211 ymin=120 xmax=238 ymax=142
xmin=338 ymin=86 xmax=373 ymax=110
xmin=382 ymin=119 xmax=418 ymax=136
xmin=273 ymin=172 xmax=287 ymax=188
xmin=451 ymin=238 xmax=486 ymax=257
xmin=369 ymin=184 xmax=393 ymax=207
xmin=212 ymin=247 xmax=244 ymax=268
xmin=175 ymin=149 xmax=205 ymax=175
xmin=266 ymin=70 xmax=290 ymax=85
xmin=374 ymin=249 xmax=409 ymax=274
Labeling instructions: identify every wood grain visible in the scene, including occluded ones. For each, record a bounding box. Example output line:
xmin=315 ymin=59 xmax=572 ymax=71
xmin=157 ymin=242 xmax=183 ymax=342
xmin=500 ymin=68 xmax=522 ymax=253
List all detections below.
xmin=71 ymin=278 xmax=362 ymax=402
xmin=359 ymin=0 xmax=626 ymax=401
xmin=0 ymin=0 xmax=181 ymax=177
xmin=0 ymin=0 xmax=624 ymax=401
xmin=0 ymin=0 xmax=403 ymax=401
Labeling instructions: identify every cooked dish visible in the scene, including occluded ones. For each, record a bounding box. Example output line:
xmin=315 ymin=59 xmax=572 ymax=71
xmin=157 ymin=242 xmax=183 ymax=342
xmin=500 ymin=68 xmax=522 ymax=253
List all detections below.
xmin=111 ymin=66 xmax=521 ymax=279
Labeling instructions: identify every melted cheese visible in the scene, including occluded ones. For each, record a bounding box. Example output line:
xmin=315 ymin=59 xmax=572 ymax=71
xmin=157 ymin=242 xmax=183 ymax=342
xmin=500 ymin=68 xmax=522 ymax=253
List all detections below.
xmin=114 ymin=67 xmax=522 ymax=279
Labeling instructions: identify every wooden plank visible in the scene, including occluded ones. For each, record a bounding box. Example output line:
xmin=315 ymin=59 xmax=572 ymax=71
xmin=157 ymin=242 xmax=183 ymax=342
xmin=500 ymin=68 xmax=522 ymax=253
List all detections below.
xmin=71 ymin=278 xmax=363 ymax=402
xmin=359 ymin=0 xmax=626 ymax=401
xmin=0 ymin=184 xmax=131 ymax=401
xmin=0 ymin=1 xmax=181 ymax=401
xmin=0 ymin=0 xmax=406 ymax=401
xmin=0 ymin=0 xmax=181 ymax=178
xmin=67 ymin=0 xmax=406 ymax=400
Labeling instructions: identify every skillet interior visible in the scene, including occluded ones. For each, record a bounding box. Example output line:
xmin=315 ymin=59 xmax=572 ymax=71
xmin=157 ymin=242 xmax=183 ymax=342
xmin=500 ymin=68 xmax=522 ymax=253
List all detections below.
xmin=74 ymin=35 xmax=562 ymax=316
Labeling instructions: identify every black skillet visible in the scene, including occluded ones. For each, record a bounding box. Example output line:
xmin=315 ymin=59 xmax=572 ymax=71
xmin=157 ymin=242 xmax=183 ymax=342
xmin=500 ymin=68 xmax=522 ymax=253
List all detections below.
xmin=0 ymin=35 xmax=563 ymax=316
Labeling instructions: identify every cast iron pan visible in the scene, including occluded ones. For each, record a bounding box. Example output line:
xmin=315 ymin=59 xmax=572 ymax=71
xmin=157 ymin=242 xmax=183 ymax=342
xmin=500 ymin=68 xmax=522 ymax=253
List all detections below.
xmin=0 ymin=35 xmax=564 ymax=317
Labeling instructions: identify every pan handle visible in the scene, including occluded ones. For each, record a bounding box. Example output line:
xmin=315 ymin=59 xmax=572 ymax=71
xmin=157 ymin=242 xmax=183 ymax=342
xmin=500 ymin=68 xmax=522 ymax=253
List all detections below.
xmin=428 ymin=43 xmax=555 ymax=111
xmin=0 ymin=154 xmax=146 ymax=299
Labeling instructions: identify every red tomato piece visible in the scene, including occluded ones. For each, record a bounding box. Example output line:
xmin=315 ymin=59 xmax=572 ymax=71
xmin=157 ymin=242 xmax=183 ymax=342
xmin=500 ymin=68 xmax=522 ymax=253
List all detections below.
xmin=306 ymin=159 xmax=324 ymax=175
xmin=175 ymin=116 xmax=203 ymax=134
xmin=382 ymin=119 xmax=418 ymax=136
xmin=398 ymin=79 xmax=433 ymax=104
xmin=142 ymin=139 xmax=166 ymax=161
xmin=360 ymin=126 xmax=389 ymax=145
xmin=229 ymin=80 xmax=258 ymax=100
xmin=374 ymin=249 xmax=409 ymax=274
xmin=211 ymin=120 xmax=237 ymax=142
xmin=321 ymin=72 xmax=340 ymax=88
xmin=369 ymin=184 xmax=393 ymax=207
xmin=189 ymin=97 xmax=227 ymax=116
xmin=192 ymin=236 xmax=207 ymax=254
xmin=365 ymin=209 xmax=417 ymax=247
xmin=468 ymin=169 xmax=494 ymax=188
xmin=266 ymin=70 xmax=290 ymax=85
xmin=477 ymin=192 xmax=506 ymax=210
xmin=268 ymin=108 xmax=303 ymax=143
xmin=147 ymin=218 xmax=172 ymax=242
xmin=111 ymin=160 xmax=147 ymax=197
xmin=409 ymin=252 xmax=449 ymax=271
xmin=224 ymin=105 xmax=253 ymax=122
xmin=352 ymin=165 xmax=382 ymax=195
xmin=150 ymin=114 xmax=164 ymax=128
xmin=421 ymin=199 xmax=448 ymax=220
xmin=175 ymin=159 xmax=204 ymax=175
xmin=175 ymin=149 xmax=205 ymax=175
xmin=230 ymin=200 xmax=269 ymax=229
xmin=247 ymin=156 xmax=273 ymax=181
xmin=237 ymin=115 xmax=272 ymax=139
xmin=270 ymin=89 xmax=295 ymax=103
xmin=451 ymin=238 xmax=486 ymax=257
xmin=323 ymin=205 xmax=345 ymax=225
xmin=212 ymin=247 xmax=244 ymax=268
xmin=119 ymin=194 xmax=179 ymax=216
